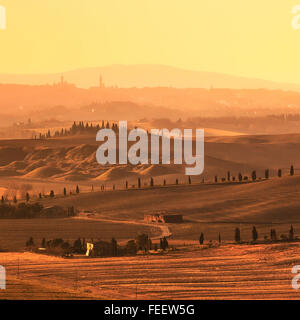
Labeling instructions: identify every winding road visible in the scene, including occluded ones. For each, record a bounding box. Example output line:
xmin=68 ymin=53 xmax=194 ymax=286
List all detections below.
xmin=73 ymin=213 xmax=172 ymax=240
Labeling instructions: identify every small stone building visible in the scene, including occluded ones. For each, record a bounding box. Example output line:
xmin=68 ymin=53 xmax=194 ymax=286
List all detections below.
xmin=144 ymin=213 xmax=183 ymax=223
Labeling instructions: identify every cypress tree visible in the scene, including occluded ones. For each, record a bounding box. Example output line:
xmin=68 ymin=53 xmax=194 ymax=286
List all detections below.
xmin=235 ymin=228 xmax=241 ymax=243
xmin=227 ymin=171 xmax=230 ymax=181
xmin=252 ymin=226 xmax=258 ymax=242
xmin=238 ymin=173 xmax=243 ymax=182
xmin=290 ymin=165 xmax=295 ymax=176
xmin=111 ymin=238 xmax=118 ymax=256
xmin=199 ymin=232 xmax=204 ymax=245
xmin=265 ymin=169 xmax=269 ymax=179
xmin=289 ymin=225 xmax=294 ymax=241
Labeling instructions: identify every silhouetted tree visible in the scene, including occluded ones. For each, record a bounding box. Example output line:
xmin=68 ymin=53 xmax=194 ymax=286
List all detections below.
xmin=41 ymin=238 xmax=46 ymax=248
xmin=150 ymin=177 xmax=154 ymax=187
xmin=265 ymin=169 xmax=269 ymax=179
xmin=111 ymin=238 xmax=118 ymax=256
xmin=227 ymin=171 xmax=230 ymax=181
xmin=278 ymin=168 xmax=282 ymax=177
xmin=290 ymin=165 xmax=295 ymax=176
xmin=26 ymin=192 xmax=30 ymax=202
xmin=199 ymin=232 xmax=204 ymax=245
xmin=13 ymin=195 xmax=17 ymax=204
xmin=67 ymin=206 xmax=75 ymax=217
xmin=50 ymin=190 xmax=54 ymax=198
xmin=251 ymin=171 xmax=256 ymax=181
xmin=73 ymin=237 xmax=83 ymax=253
xmin=289 ymin=225 xmax=294 ymax=241
xmin=160 ymin=237 xmax=168 ymax=250
xmin=235 ymin=228 xmax=241 ymax=243
xmin=238 ymin=173 xmax=243 ymax=182
xmin=252 ymin=226 xmax=258 ymax=242
xmin=136 ymin=233 xmax=150 ymax=252
xmin=215 ymin=176 xmax=218 ymax=183
xmin=63 ymin=188 xmax=67 ymax=196
xmin=39 ymin=193 xmax=42 ymax=199
xmin=126 ymin=240 xmax=137 ymax=255
xmin=270 ymin=229 xmax=277 ymax=241
xmin=138 ymin=178 xmax=141 ymax=188
xmin=176 ymin=179 xmax=178 ymax=185
xmin=26 ymin=236 xmax=34 ymax=247
xmin=1 ymin=196 xmax=4 ymax=204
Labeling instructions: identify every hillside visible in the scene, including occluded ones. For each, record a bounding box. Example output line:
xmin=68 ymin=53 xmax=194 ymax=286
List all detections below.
xmin=1 ymin=65 xmax=300 ymax=91
xmin=38 ymin=175 xmax=300 ymax=224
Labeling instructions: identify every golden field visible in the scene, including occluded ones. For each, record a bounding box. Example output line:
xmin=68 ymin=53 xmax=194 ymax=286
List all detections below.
xmin=1 ymin=242 xmax=300 ymax=300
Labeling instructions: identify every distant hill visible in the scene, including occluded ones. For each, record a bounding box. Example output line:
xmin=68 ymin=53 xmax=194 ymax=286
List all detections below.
xmin=1 ymin=64 xmax=300 ymax=91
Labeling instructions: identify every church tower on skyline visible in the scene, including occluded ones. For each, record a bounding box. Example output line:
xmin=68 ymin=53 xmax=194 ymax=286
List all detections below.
xmin=99 ymin=74 xmax=105 ymax=88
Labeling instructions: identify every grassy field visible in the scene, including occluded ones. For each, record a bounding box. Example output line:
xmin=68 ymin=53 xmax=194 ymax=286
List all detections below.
xmin=35 ymin=175 xmax=300 ymax=224
xmin=2 ymin=175 xmax=300 ymax=251
xmin=169 ymin=222 xmax=300 ymax=242
xmin=1 ymin=242 xmax=300 ymax=300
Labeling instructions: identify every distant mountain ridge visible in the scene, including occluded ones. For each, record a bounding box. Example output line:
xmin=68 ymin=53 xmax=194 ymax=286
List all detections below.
xmin=0 ymin=64 xmax=300 ymax=91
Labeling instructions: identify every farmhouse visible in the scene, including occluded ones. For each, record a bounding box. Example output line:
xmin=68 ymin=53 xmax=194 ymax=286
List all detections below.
xmin=144 ymin=213 xmax=183 ymax=223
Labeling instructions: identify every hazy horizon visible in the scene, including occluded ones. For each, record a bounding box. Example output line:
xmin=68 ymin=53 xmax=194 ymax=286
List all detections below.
xmin=1 ymin=1 xmax=300 ymax=85
xmin=1 ymin=64 xmax=300 ymax=91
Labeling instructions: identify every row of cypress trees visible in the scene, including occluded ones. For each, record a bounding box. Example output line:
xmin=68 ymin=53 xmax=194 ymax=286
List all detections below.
xmin=199 ymin=225 xmax=296 ymax=244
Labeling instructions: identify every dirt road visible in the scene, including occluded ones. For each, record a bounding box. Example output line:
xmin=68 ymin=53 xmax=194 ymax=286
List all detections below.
xmin=73 ymin=213 xmax=172 ymax=240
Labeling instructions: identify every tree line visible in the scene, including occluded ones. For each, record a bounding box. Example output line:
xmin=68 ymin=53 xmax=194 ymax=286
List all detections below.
xmin=0 ymin=202 xmax=75 ymax=219
xmin=199 ymin=225 xmax=296 ymax=245
xmin=38 ymin=121 xmax=120 ymax=139
xmin=26 ymin=233 xmax=169 ymax=257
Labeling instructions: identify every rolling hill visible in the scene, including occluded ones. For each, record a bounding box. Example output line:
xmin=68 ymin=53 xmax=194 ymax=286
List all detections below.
xmin=1 ymin=64 xmax=300 ymax=91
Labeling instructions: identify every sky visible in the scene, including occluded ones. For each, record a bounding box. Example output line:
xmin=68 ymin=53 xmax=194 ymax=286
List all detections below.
xmin=0 ymin=0 xmax=300 ymax=84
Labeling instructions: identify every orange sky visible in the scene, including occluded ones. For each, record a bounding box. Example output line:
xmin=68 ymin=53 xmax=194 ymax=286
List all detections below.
xmin=0 ymin=0 xmax=300 ymax=84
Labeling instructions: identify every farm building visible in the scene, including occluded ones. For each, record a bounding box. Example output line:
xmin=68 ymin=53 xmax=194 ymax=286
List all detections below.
xmin=144 ymin=213 xmax=183 ymax=223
